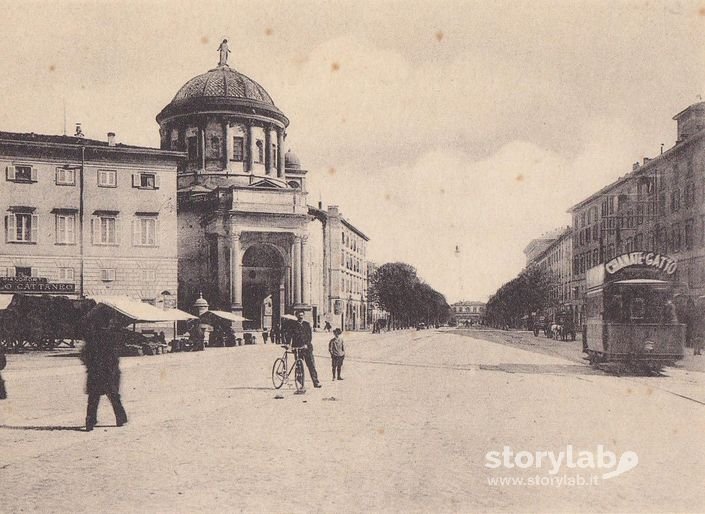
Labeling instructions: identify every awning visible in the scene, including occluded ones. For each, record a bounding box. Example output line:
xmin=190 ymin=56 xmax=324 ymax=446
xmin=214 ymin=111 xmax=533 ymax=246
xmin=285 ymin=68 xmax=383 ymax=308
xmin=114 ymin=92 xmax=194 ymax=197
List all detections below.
xmin=0 ymin=294 xmax=13 ymax=310
xmin=89 ymin=296 xmax=196 ymax=322
xmin=202 ymin=310 xmax=251 ymax=322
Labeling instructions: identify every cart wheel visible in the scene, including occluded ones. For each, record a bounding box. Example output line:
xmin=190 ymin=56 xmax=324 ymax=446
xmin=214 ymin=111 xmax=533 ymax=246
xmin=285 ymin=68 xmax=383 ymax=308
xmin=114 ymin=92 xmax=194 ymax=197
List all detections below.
xmin=294 ymin=358 xmax=305 ymax=392
xmin=272 ymin=358 xmax=286 ymax=389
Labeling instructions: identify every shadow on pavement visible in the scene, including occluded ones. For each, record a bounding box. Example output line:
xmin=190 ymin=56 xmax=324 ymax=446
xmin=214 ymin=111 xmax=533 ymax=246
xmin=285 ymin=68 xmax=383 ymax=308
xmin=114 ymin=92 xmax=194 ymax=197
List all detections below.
xmin=0 ymin=424 xmax=87 ymax=432
xmin=479 ymin=363 xmax=605 ymax=376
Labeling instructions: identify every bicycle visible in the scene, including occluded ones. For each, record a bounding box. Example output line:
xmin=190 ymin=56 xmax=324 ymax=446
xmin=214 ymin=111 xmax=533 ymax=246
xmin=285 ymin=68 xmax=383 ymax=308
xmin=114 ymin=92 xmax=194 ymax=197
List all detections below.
xmin=271 ymin=345 xmax=305 ymax=392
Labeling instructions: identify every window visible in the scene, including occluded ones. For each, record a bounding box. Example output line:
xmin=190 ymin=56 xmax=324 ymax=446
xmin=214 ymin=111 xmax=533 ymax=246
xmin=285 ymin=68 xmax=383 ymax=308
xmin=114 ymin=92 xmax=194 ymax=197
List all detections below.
xmin=592 ymin=224 xmax=599 ymax=240
xmin=101 ymin=269 xmax=116 ymax=282
xmin=142 ymin=269 xmax=156 ymax=281
xmin=55 ymin=213 xmax=76 ymax=244
xmin=15 ymin=267 xmax=31 ymax=278
xmin=684 ymin=182 xmax=695 ymax=208
xmin=233 ymin=136 xmax=244 ymax=161
xmin=59 ymin=267 xmax=74 ymax=281
xmin=55 ymin=167 xmax=76 ymax=185
xmin=133 ymin=217 xmax=158 ymax=246
xmin=92 ymin=216 xmax=118 ymax=245
xmin=97 ymin=169 xmax=117 ymax=187
xmin=672 ymin=223 xmax=681 ymax=252
xmin=210 ymin=136 xmax=221 ymax=157
xmin=685 ymin=219 xmax=694 ymax=250
xmin=634 ymin=233 xmax=643 ymax=251
xmin=187 ymin=136 xmax=198 ymax=160
xmin=671 ymin=189 xmax=681 ymax=212
xmin=6 ymin=211 xmax=37 ymax=243
xmin=132 ymin=173 xmax=159 ymax=189
xmin=6 ymin=165 xmax=36 ymax=182
xmin=256 ymin=140 xmax=264 ymax=163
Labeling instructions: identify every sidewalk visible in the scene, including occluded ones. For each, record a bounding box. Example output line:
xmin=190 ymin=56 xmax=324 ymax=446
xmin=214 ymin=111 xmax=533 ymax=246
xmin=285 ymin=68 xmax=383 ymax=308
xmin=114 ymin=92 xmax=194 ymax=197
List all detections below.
xmin=453 ymin=327 xmax=705 ymax=373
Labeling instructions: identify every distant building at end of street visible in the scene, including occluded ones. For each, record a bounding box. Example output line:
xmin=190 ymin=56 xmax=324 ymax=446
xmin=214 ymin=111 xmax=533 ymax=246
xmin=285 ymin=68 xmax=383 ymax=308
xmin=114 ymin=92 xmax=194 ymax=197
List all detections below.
xmin=450 ymin=300 xmax=486 ymax=325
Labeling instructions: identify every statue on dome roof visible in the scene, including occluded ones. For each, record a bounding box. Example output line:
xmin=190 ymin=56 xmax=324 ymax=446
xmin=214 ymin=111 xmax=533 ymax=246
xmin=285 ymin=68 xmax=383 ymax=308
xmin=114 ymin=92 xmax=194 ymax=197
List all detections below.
xmin=217 ymin=39 xmax=230 ymax=67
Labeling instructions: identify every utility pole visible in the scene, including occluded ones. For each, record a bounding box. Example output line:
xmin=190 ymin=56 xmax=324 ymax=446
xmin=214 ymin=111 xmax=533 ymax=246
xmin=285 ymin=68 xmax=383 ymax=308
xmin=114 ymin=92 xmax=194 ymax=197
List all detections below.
xmin=455 ymin=244 xmax=464 ymax=301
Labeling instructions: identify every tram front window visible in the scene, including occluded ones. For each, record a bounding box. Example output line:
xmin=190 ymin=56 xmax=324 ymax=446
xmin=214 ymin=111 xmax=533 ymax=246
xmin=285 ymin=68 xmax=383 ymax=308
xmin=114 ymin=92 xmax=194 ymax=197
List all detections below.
xmin=606 ymin=284 xmax=672 ymax=324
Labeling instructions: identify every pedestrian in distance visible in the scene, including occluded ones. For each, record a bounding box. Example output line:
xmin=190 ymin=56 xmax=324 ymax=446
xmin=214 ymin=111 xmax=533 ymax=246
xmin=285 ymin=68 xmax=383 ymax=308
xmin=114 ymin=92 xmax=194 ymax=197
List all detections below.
xmin=0 ymin=347 xmax=7 ymax=400
xmin=291 ymin=310 xmax=321 ymax=388
xmin=324 ymin=321 xmax=332 ymax=333
xmin=189 ymin=320 xmax=205 ymax=351
xmin=80 ymin=314 xmax=128 ymax=432
xmin=328 ymin=328 xmax=345 ymax=380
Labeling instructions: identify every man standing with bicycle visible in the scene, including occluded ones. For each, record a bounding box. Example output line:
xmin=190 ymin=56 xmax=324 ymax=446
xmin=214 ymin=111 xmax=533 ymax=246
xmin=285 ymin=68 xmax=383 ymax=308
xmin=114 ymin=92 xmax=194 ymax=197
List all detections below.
xmin=291 ymin=310 xmax=321 ymax=388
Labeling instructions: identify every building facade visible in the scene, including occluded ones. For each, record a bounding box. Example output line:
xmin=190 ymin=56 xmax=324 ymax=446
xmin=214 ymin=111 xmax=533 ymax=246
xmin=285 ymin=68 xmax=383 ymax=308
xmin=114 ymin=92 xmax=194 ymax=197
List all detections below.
xmin=450 ymin=301 xmax=486 ymax=325
xmin=528 ymin=226 xmax=574 ymax=321
xmin=165 ymin=53 xmax=371 ymax=329
xmin=0 ymin=131 xmax=182 ymax=304
xmin=568 ymin=101 xmax=705 ymax=323
xmin=309 ymin=205 xmax=370 ymax=331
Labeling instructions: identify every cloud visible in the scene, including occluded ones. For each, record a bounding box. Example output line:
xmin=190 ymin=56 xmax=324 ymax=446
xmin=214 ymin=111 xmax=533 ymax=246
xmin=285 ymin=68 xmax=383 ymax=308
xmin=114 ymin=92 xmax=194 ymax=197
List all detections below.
xmin=308 ymin=113 xmax=647 ymax=302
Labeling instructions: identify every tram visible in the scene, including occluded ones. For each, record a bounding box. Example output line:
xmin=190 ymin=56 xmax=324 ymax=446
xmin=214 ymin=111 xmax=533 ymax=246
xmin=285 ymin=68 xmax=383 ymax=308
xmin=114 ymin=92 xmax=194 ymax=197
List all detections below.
xmin=583 ymin=251 xmax=685 ymax=371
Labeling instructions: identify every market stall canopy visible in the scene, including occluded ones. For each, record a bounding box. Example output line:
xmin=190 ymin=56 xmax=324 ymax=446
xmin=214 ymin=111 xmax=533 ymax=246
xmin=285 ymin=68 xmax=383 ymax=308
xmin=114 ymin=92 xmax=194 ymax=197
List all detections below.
xmin=0 ymin=294 xmax=14 ymax=310
xmin=281 ymin=314 xmax=298 ymax=321
xmin=201 ymin=310 xmax=251 ymax=323
xmin=89 ymin=296 xmax=196 ymax=322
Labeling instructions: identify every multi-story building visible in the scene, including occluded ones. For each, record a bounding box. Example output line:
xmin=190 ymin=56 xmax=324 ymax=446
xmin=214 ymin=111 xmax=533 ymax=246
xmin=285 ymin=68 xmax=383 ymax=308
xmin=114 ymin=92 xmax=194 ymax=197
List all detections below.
xmin=568 ymin=101 xmax=705 ymax=323
xmin=528 ymin=226 xmax=574 ymax=320
xmin=0 ymin=130 xmax=182 ymax=304
xmin=308 ymin=204 xmax=370 ymax=331
xmin=450 ymin=301 xmax=486 ymax=326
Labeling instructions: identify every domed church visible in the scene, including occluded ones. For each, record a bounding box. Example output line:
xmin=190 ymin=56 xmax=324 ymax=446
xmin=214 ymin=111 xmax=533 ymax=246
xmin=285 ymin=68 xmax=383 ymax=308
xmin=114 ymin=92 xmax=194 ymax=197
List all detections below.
xmin=157 ymin=46 xmax=313 ymax=325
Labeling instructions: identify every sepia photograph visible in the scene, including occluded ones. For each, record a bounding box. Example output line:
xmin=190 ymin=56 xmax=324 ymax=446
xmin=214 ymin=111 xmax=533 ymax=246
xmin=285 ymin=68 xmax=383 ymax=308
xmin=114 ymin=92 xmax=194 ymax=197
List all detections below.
xmin=0 ymin=1 xmax=704 ymax=512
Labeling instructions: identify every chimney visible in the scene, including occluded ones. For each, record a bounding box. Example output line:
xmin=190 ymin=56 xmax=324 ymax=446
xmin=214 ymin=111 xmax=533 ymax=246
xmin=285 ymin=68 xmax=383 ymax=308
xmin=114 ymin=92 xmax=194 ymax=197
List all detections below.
xmin=632 ymin=162 xmax=640 ymax=171
xmin=74 ymin=123 xmax=84 ymax=138
xmin=318 ymin=201 xmax=322 ymax=209
xmin=643 ymin=157 xmax=651 ymax=165
xmin=107 ymin=132 xmax=116 ymax=147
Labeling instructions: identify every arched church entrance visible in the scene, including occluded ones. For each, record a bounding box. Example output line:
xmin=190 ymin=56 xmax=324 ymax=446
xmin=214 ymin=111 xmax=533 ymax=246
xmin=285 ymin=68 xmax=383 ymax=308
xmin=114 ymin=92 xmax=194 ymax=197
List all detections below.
xmin=242 ymin=244 xmax=286 ymax=329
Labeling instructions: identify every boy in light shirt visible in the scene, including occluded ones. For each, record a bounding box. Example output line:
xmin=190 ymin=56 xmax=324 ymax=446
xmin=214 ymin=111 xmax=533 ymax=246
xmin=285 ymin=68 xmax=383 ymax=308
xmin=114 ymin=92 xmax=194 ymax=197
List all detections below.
xmin=328 ymin=328 xmax=345 ymax=381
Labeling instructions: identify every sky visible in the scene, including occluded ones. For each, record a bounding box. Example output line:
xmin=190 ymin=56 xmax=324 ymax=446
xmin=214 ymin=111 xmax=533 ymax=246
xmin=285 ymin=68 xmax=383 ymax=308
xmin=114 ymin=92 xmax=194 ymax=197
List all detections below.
xmin=0 ymin=0 xmax=704 ymax=302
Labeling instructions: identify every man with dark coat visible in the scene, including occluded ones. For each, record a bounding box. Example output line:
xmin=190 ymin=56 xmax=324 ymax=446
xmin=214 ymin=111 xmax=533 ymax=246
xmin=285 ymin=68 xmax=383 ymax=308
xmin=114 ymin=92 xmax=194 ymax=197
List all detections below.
xmin=291 ymin=310 xmax=321 ymax=388
xmin=80 ymin=317 xmax=128 ymax=431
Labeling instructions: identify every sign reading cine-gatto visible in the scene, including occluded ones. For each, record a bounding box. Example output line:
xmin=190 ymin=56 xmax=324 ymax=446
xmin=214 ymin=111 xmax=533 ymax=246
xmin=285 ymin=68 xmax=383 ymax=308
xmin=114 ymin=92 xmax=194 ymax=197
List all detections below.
xmin=0 ymin=277 xmax=76 ymax=292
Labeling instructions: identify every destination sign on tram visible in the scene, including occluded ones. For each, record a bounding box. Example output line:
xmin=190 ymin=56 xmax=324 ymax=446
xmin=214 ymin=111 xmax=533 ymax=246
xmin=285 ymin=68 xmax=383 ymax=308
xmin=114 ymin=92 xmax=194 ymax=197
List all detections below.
xmin=605 ymin=252 xmax=677 ymax=275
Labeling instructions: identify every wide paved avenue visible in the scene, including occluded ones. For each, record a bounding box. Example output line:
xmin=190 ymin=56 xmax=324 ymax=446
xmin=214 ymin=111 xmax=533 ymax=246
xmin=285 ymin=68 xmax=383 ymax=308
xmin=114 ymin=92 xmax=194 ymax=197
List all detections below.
xmin=1 ymin=329 xmax=703 ymax=513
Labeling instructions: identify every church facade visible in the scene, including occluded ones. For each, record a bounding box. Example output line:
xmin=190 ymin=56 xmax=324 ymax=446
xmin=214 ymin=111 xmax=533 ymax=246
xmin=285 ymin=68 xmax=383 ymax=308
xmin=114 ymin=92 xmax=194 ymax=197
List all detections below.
xmin=160 ymin=53 xmax=369 ymax=328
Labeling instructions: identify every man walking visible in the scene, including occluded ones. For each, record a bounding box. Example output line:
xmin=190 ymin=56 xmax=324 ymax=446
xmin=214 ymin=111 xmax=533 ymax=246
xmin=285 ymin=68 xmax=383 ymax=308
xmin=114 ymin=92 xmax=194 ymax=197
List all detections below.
xmin=291 ymin=310 xmax=321 ymax=388
xmin=80 ymin=315 xmax=128 ymax=431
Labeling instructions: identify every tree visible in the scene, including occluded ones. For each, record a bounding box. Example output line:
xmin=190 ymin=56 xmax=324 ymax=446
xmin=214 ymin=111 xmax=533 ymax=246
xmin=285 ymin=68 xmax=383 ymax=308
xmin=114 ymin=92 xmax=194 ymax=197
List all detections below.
xmin=369 ymin=262 xmax=450 ymax=328
xmin=485 ymin=265 xmax=554 ymax=328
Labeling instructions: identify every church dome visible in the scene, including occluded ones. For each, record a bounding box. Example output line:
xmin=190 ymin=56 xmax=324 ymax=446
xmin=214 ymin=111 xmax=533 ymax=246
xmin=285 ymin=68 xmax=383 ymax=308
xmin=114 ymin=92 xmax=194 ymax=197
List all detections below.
xmin=285 ymin=149 xmax=302 ymax=170
xmin=172 ymin=66 xmax=275 ymax=106
xmin=157 ymin=65 xmax=288 ymax=127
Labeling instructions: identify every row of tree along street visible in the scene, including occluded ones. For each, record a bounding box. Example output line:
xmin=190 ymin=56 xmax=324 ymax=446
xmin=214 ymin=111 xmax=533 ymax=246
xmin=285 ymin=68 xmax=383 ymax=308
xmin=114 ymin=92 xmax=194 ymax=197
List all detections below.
xmin=484 ymin=265 xmax=554 ymax=329
xmin=368 ymin=262 xmax=450 ymax=329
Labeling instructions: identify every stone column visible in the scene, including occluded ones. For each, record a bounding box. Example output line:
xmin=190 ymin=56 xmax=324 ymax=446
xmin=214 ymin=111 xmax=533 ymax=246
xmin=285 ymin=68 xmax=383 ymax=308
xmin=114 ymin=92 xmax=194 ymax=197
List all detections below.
xmin=277 ymin=130 xmax=285 ymax=178
xmin=301 ymin=234 xmax=310 ymax=305
xmin=246 ymin=123 xmax=254 ymax=172
xmin=230 ymin=231 xmax=243 ymax=312
xmin=293 ymin=235 xmax=302 ymax=305
xmin=223 ymin=120 xmax=231 ymax=171
xmin=264 ymin=125 xmax=271 ymax=174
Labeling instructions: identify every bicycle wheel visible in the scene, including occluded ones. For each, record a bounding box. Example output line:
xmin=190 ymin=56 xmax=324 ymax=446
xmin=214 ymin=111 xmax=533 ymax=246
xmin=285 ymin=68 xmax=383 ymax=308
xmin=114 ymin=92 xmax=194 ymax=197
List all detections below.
xmin=294 ymin=358 xmax=305 ymax=392
xmin=272 ymin=358 xmax=286 ymax=389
